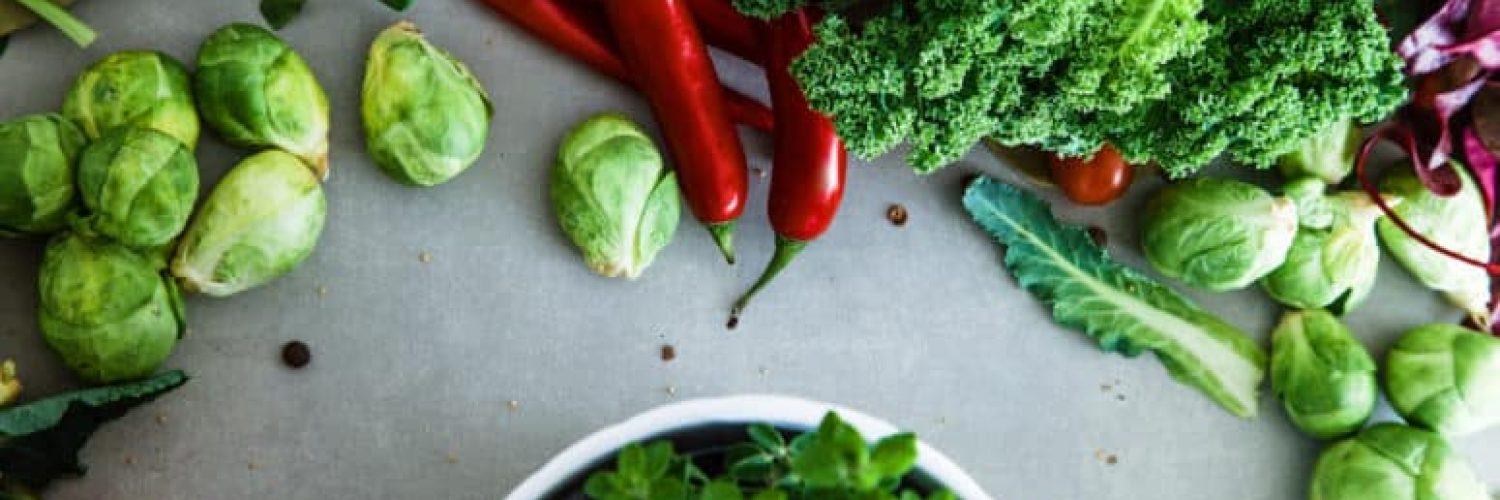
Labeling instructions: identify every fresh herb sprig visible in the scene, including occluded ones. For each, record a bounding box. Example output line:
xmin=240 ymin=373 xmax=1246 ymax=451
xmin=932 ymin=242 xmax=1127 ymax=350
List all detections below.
xmin=585 ymin=412 xmax=956 ymax=500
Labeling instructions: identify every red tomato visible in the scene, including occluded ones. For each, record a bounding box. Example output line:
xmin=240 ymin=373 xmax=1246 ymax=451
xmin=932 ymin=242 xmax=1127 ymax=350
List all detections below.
xmin=1048 ymin=145 xmax=1134 ymax=206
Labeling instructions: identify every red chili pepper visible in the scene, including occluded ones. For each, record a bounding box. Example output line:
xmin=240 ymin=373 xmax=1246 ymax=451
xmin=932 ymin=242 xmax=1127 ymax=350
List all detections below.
xmin=604 ymin=0 xmax=751 ymax=263
xmin=733 ymin=9 xmax=847 ymax=317
xmin=685 ymin=0 xmax=763 ymax=63
xmin=480 ymin=0 xmax=773 ymax=132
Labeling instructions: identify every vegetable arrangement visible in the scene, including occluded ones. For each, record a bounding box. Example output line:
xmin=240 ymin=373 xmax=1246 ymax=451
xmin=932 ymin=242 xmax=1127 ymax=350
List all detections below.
xmin=583 ymin=412 xmax=955 ymax=500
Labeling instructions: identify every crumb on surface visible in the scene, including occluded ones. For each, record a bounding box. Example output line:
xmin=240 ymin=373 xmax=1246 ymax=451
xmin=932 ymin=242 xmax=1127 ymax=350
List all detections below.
xmin=445 ymin=452 xmax=459 ymax=464
xmin=660 ymin=344 xmax=676 ymax=362
xmin=507 ymin=400 xmax=520 ymax=411
xmin=419 ymin=251 xmax=433 ymax=263
xmin=886 ymin=204 xmax=909 ymax=226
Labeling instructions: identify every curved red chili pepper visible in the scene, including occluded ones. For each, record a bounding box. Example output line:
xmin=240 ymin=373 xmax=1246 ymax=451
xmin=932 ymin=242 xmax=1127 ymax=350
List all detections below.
xmin=480 ymin=0 xmax=773 ymax=132
xmin=733 ymin=9 xmax=847 ymax=317
xmin=686 ymin=0 xmax=763 ymax=63
xmin=604 ymin=0 xmax=750 ymax=263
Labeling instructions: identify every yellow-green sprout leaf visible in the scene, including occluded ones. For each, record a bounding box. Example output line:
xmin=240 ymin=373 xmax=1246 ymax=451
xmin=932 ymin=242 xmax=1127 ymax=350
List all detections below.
xmin=74 ymin=127 xmax=198 ymax=249
xmin=171 ymin=150 xmax=325 ymax=297
xmin=1269 ymin=310 xmax=1376 ymax=439
xmin=362 ymin=21 xmax=492 ymax=187
xmin=0 ymin=360 xmax=18 ymax=407
xmin=964 ymin=176 xmax=1267 ymax=418
xmin=0 ymin=113 xmax=85 ymax=236
xmin=195 ymin=23 xmax=331 ymax=179
xmin=62 ymin=50 xmax=199 ymax=150
xmin=38 ymin=233 xmax=183 ymax=384
xmin=1141 ymin=177 xmax=1298 ymax=291
xmin=552 ymin=113 xmax=679 ymax=279
xmin=1309 ymin=424 xmax=1489 ymax=500
xmin=1377 ymin=168 xmax=1492 ymax=326
xmin=1385 ymin=324 xmax=1500 ymax=437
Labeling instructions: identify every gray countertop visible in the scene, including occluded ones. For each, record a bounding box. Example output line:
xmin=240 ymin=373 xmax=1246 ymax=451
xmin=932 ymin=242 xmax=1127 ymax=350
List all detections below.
xmin=1 ymin=1 xmax=1496 ymax=498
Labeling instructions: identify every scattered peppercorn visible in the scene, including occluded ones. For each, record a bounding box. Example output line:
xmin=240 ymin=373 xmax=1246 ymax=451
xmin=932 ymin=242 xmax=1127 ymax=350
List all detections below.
xmin=886 ymin=204 xmax=909 ymax=226
xmin=281 ymin=341 xmax=311 ymax=369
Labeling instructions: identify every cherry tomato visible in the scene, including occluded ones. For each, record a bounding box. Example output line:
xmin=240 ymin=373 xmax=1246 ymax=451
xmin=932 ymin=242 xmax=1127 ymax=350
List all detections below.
xmin=1048 ymin=144 xmax=1134 ymax=206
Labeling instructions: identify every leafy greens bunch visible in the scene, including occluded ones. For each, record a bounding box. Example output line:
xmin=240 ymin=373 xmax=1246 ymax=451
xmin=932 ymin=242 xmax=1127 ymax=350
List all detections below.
xmin=748 ymin=0 xmax=1406 ymax=177
xmin=585 ymin=412 xmax=956 ymax=500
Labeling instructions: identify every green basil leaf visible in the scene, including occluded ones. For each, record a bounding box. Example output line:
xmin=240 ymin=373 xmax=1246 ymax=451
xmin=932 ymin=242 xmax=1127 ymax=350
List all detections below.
xmin=0 ymin=370 xmax=188 ymax=488
xmin=702 ymin=480 xmax=745 ymax=500
xmin=748 ymin=423 xmax=785 ymax=451
xmin=258 ymin=0 xmax=304 ymax=30
xmin=378 ymin=0 xmax=413 ymax=11
xmin=869 ymin=433 xmax=917 ymax=479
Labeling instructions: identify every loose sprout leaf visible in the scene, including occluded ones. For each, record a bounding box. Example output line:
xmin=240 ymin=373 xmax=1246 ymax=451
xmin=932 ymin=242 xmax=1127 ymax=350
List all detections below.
xmin=0 ymin=370 xmax=188 ymax=488
xmin=259 ymin=0 xmax=305 ymax=30
xmin=963 ymin=177 xmax=1267 ymax=417
xmin=0 ymin=37 xmax=8 ymax=59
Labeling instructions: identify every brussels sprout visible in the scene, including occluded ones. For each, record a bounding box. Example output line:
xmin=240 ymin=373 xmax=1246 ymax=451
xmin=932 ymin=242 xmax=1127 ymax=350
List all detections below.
xmin=0 ymin=113 xmax=85 ymax=236
xmin=1377 ymin=168 xmax=1492 ymax=326
xmin=1262 ymin=191 xmax=1390 ymax=314
xmin=1279 ymin=118 xmax=1361 ymax=184
xmin=1385 ymin=323 xmax=1500 ymax=437
xmin=171 ymin=150 xmax=326 ymax=297
xmin=1141 ymin=178 xmax=1299 ymax=290
xmin=0 ymin=360 xmax=18 ymax=407
xmin=1309 ymin=423 xmax=1489 ymax=500
xmin=62 ymin=51 xmax=199 ymax=150
xmin=195 ymin=23 xmax=331 ymax=179
xmin=362 ymin=21 xmax=492 ymax=187
xmin=38 ymin=233 xmax=183 ymax=384
xmin=73 ymin=127 xmax=198 ymax=249
xmin=553 ymin=113 xmax=680 ymax=279
xmin=1269 ymin=310 xmax=1376 ymax=439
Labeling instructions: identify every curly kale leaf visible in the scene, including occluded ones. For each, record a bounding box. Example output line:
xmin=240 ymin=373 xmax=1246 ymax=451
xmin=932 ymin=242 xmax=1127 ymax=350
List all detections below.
xmin=792 ymin=0 xmax=1405 ymax=176
xmin=794 ymin=0 xmax=1208 ymax=173
xmin=1112 ymin=0 xmax=1408 ymax=175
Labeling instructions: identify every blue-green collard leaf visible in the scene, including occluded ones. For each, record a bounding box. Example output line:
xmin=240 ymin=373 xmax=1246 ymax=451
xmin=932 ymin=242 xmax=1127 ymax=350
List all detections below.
xmin=964 ymin=176 xmax=1267 ymax=417
xmin=0 ymin=370 xmax=187 ymax=488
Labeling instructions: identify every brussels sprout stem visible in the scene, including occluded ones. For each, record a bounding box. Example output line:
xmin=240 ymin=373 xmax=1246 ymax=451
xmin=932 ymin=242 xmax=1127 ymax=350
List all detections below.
xmin=15 ymin=0 xmax=96 ymax=48
xmin=731 ymin=236 xmax=808 ymax=319
xmin=707 ymin=222 xmax=737 ymax=265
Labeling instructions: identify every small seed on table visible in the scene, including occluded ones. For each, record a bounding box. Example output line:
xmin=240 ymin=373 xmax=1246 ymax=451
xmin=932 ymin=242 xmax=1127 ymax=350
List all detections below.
xmin=660 ymin=344 xmax=676 ymax=362
xmin=887 ymin=204 xmax=909 ymax=226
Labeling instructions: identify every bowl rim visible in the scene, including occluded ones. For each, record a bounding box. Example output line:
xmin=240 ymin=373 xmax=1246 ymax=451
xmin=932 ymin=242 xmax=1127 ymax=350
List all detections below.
xmin=505 ymin=394 xmax=993 ymax=500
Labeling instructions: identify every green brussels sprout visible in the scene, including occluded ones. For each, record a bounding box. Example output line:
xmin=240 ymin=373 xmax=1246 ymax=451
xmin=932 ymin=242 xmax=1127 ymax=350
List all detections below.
xmin=1141 ymin=178 xmax=1299 ymax=290
xmin=1309 ymin=423 xmax=1489 ymax=500
xmin=74 ymin=127 xmax=198 ymax=249
xmin=1385 ymin=323 xmax=1500 ymax=437
xmin=1279 ymin=118 xmax=1361 ymax=184
xmin=1269 ymin=310 xmax=1377 ymax=439
xmin=552 ymin=113 xmax=680 ymax=279
xmin=1378 ymin=168 xmax=1492 ymax=326
xmin=195 ymin=23 xmax=331 ymax=179
xmin=63 ymin=50 xmax=199 ymax=150
xmin=171 ymin=150 xmax=326 ymax=297
xmin=1262 ymin=191 xmax=1390 ymax=314
xmin=38 ymin=233 xmax=183 ymax=384
xmin=362 ymin=21 xmax=493 ymax=187
xmin=0 ymin=113 xmax=86 ymax=236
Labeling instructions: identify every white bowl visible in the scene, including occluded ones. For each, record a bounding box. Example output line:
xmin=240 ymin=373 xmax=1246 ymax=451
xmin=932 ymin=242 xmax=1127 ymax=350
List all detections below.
xmin=506 ymin=394 xmax=994 ymax=499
